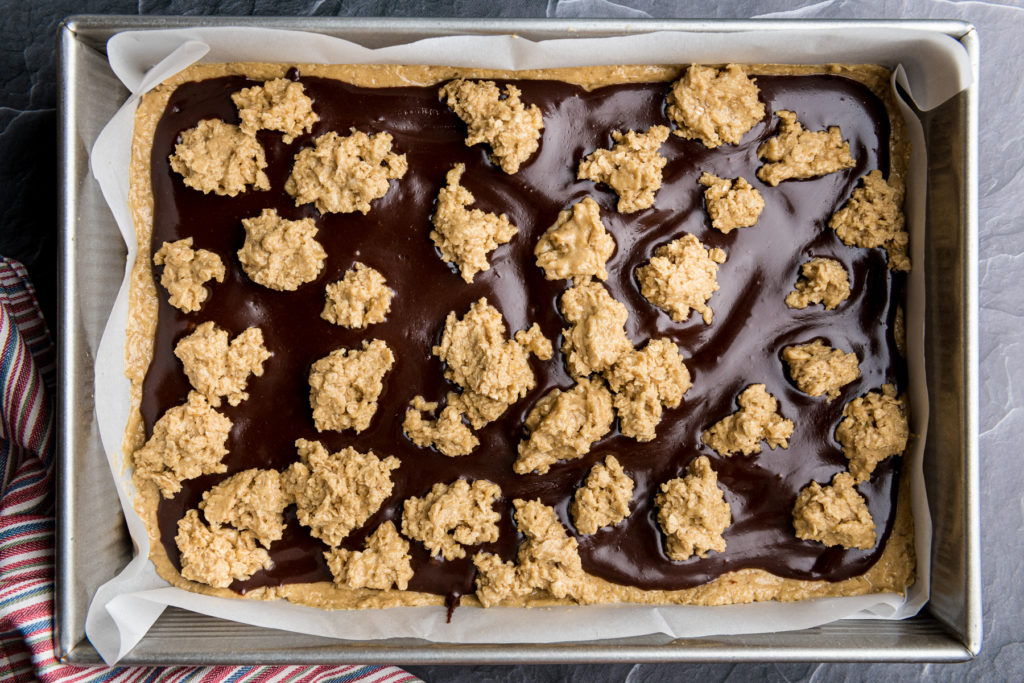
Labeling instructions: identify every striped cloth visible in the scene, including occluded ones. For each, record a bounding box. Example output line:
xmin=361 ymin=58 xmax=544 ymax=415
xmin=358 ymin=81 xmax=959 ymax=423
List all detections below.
xmin=0 ymin=257 xmax=419 ymax=683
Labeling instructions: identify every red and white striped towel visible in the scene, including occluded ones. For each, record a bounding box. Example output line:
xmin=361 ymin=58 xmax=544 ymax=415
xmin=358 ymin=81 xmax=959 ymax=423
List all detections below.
xmin=0 ymin=257 xmax=419 ymax=682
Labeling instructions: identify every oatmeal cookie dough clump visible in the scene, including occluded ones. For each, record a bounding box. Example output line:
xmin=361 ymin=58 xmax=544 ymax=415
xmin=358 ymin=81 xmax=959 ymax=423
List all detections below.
xmin=176 ymin=509 xmax=271 ymax=588
xmin=173 ymin=322 xmax=271 ymax=407
xmin=571 ymin=455 xmax=634 ymax=535
xmin=578 ymin=126 xmax=670 ymax=213
xmin=559 ymin=281 xmax=633 ymax=379
xmin=324 ymin=521 xmax=414 ymax=591
xmin=793 ymin=472 xmax=876 ymax=550
xmin=153 ymin=238 xmax=225 ymax=313
xmin=321 ymin=262 xmax=393 ymax=329
xmin=231 ymin=78 xmax=318 ymax=143
xmin=605 ymin=339 xmax=691 ymax=442
xmin=133 ymin=391 xmax=231 ymax=498
xmin=431 ymin=164 xmax=518 ymax=283
xmin=830 ymin=170 xmax=909 ymax=271
xmin=169 ymin=119 xmax=270 ymax=196
xmin=282 ymin=438 xmax=400 ymax=547
xmin=699 ymin=172 xmax=765 ymax=233
xmin=785 ymin=258 xmax=851 ymax=310
xmin=534 ymin=197 xmax=616 ymax=283
xmin=308 ymin=339 xmax=394 ymax=433
xmin=782 ymin=340 xmax=860 ymax=401
xmin=199 ymin=468 xmax=287 ymax=549
xmin=835 ymin=384 xmax=909 ymax=482
xmin=439 ymin=79 xmax=544 ymax=174
xmin=756 ymin=110 xmax=855 ymax=186
xmin=238 ymin=209 xmax=326 ymax=291
xmin=656 ymin=456 xmax=731 ymax=561
xmin=402 ymin=479 xmax=502 ymax=560
xmin=666 ymin=64 xmax=765 ymax=148
xmin=637 ymin=234 xmax=727 ymax=325
xmin=702 ymin=384 xmax=794 ymax=457
xmin=402 ymin=395 xmax=479 ymax=457
xmin=285 ymin=129 xmax=408 ymax=214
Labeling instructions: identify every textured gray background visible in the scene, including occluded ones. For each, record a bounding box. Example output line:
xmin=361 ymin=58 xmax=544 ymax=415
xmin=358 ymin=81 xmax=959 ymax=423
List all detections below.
xmin=7 ymin=0 xmax=1018 ymax=680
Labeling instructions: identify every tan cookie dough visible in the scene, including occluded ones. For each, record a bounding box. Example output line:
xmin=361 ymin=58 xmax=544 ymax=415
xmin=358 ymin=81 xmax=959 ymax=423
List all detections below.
xmin=515 ymin=377 xmax=615 ymax=475
xmin=308 ymin=338 xmax=394 ymax=433
xmin=431 ymin=163 xmax=518 ymax=283
xmin=756 ymin=110 xmax=855 ymax=186
xmin=402 ymin=479 xmax=501 ymax=560
xmin=571 ymin=455 xmax=634 ymax=535
xmin=559 ymin=281 xmax=633 ymax=379
xmin=133 ymin=391 xmax=231 ymax=498
xmin=285 ymin=129 xmax=408 ymax=214
xmin=169 ymin=118 xmax=270 ymax=196
xmin=282 ymin=438 xmax=400 ymax=547
xmin=174 ymin=322 xmax=271 ymax=407
xmin=176 ymin=509 xmax=272 ymax=588
xmin=793 ymin=472 xmax=876 ymax=550
xmin=324 ymin=521 xmax=414 ymax=591
xmin=782 ymin=340 xmax=860 ymax=401
xmin=534 ymin=197 xmax=616 ymax=283
xmin=200 ymin=468 xmax=287 ymax=548
xmin=666 ymin=64 xmax=765 ymax=148
xmin=402 ymin=395 xmax=479 ymax=457
xmin=473 ymin=499 xmax=590 ymax=606
xmin=433 ymin=298 xmax=551 ymax=428
xmin=785 ymin=258 xmax=851 ymax=311
xmin=321 ymin=262 xmax=394 ymax=328
xmin=656 ymin=455 xmax=732 ymax=561
xmin=699 ymin=173 xmax=765 ymax=233
xmin=703 ymin=384 xmax=794 ymax=457
xmin=835 ymin=384 xmax=909 ymax=482
xmin=238 ymin=208 xmax=326 ymax=291
xmin=439 ymin=78 xmax=544 ymax=174
xmin=637 ymin=234 xmax=727 ymax=325
xmin=153 ymin=238 xmax=226 ymax=313
xmin=605 ymin=339 xmax=691 ymax=442
xmin=830 ymin=170 xmax=909 ymax=271
xmin=578 ymin=126 xmax=670 ymax=213
xmin=231 ymin=78 xmax=318 ymax=143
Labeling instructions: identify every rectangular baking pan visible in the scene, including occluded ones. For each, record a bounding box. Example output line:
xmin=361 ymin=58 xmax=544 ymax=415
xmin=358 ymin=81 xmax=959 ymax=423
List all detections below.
xmin=56 ymin=16 xmax=980 ymax=664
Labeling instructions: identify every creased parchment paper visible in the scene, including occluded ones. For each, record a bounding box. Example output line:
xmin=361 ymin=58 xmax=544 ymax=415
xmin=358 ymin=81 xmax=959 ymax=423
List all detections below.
xmin=84 ymin=25 xmax=969 ymax=665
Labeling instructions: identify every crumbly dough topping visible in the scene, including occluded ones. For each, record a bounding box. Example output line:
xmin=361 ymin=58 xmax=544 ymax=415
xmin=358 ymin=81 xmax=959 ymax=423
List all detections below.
xmin=176 ymin=509 xmax=271 ymax=588
xmin=577 ymin=126 xmax=670 ymax=213
xmin=439 ymin=78 xmax=544 ymax=174
xmin=324 ymin=521 xmax=414 ymax=591
xmin=605 ymin=339 xmax=691 ymax=442
xmin=153 ymin=238 xmax=226 ymax=313
xmin=637 ymin=234 xmax=727 ymax=325
xmin=472 ymin=552 xmax=530 ymax=608
xmin=402 ymin=395 xmax=479 ymax=457
xmin=656 ymin=455 xmax=732 ymax=561
xmin=308 ymin=339 xmax=394 ymax=433
xmin=285 ymin=129 xmax=408 ymax=214
xmin=666 ymin=64 xmax=765 ymax=148
xmin=699 ymin=173 xmax=765 ymax=233
xmin=174 ymin=322 xmax=271 ymax=407
xmin=231 ymin=78 xmax=318 ymax=143
xmin=433 ymin=298 xmax=551 ymax=428
xmin=571 ymin=455 xmax=634 ymax=535
xmin=133 ymin=391 xmax=231 ymax=498
xmin=237 ymin=208 xmax=326 ymax=291
xmin=321 ymin=262 xmax=394 ymax=328
xmin=702 ymin=384 xmax=794 ymax=457
xmin=782 ymin=340 xmax=860 ymax=401
xmin=829 ymin=170 xmax=910 ymax=272
xmin=785 ymin=258 xmax=851 ymax=311
xmin=835 ymin=384 xmax=909 ymax=483
xmin=515 ymin=377 xmax=614 ymax=475
xmin=534 ymin=197 xmax=616 ymax=284
xmin=169 ymin=119 xmax=269 ymax=196
xmin=200 ymin=468 xmax=287 ymax=548
xmin=793 ymin=472 xmax=876 ymax=550
xmin=756 ymin=110 xmax=855 ymax=186
xmin=282 ymin=438 xmax=400 ymax=547
xmin=559 ymin=281 xmax=633 ymax=379
xmin=431 ymin=163 xmax=518 ymax=283
xmin=402 ymin=479 xmax=501 ymax=560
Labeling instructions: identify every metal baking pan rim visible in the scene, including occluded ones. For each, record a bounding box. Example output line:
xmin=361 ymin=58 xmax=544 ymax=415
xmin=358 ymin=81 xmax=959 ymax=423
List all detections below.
xmin=56 ymin=15 xmax=980 ymax=665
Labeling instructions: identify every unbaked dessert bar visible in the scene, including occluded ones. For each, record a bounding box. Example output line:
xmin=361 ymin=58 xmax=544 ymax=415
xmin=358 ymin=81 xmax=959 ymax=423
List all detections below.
xmin=123 ymin=61 xmax=915 ymax=611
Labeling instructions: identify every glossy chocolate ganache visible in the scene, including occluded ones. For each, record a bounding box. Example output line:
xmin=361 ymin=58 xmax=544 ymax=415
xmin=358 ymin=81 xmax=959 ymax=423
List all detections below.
xmin=143 ymin=68 xmax=907 ymax=601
